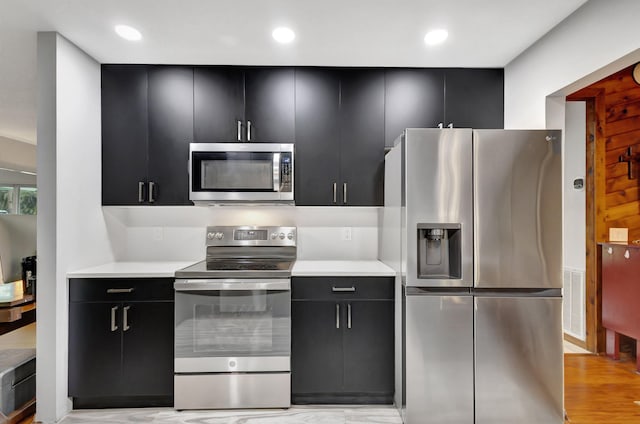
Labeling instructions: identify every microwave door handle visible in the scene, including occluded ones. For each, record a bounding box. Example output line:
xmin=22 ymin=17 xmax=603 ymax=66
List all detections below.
xmin=273 ymin=152 xmax=281 ymax=192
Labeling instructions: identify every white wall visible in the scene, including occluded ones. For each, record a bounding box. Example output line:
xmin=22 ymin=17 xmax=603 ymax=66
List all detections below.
xmin=505 ymin=0 xmax=640 ymax=129
xmin=36 ymin=32 xmax=114 ymax=423
xmin=564 ymin=102 xmax=586 ymax=270
xmin=104 ymin=206 xmax=380 ymax=262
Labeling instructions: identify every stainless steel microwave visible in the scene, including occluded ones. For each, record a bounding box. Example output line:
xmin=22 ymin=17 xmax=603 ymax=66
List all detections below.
xmin=189 ymin=143 xmax=294 ymax=204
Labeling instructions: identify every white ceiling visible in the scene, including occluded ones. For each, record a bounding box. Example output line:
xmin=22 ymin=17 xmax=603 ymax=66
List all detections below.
xmin=0 ymin=0 xmax=589 ymax=145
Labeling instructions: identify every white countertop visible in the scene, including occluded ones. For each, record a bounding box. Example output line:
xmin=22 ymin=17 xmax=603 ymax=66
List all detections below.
xmin=67 ymin=261 xmax=196 ymax=278
xmin=292 ymin=260 xmax=395 ymax=277
xmin=68 ymin=260 xmax=395 ymax=278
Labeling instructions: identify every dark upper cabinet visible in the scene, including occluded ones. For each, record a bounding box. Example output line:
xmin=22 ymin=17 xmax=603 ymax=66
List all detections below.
xmin=444 ymin=68 xmax=504 ymax=129
xmin=101 ymin=65 xmax=149 ymax=206
xmin=339 ymin=69 xmax=385 ymax=206
xmin=147 ymin=66 xmax=194 ymax=205
xmin=193 ymin=67 xmax=295 ymax=143
xmin=102 ymin=65 xmax=193 ymax=206
xmin=194 ymin=67 xmax=244 ymax=142
xmin=295 ymin=68 xmax=385 ymax=206
xmin=294 ymin=68 xmax=341 ymax=206
xmin=103 ymin=65 xmax=503 ymax=206
xmin=384 ymin=68 xmax=445 ymax=146
xmin=244 ymin=67 xmax=295 ymax=143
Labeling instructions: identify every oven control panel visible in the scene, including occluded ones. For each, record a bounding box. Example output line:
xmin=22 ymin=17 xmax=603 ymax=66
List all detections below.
xmin=206 ymin=226 xmax=296 ymax=247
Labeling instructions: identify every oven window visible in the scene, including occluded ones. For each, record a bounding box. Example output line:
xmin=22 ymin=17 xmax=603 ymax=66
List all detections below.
xmin=175 ymin=289 xmax=290 ymax=358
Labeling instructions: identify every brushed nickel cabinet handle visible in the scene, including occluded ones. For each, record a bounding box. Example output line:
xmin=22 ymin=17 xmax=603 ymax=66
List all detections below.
xmin=237 ymin=120 xmax=242 ymax=141
xmin=110 ymin=306 xmax=118 ymax=332
xmin=148 ymin=181 xmax=156 ymax=203
xmin=138 ymin=181 xmax=145 ymax=203
xmin=247 ymin=120 xmax=252 ymax=142
xmin=347 ymin=303 xmax=352 ymax=329
xmin=107 ymin=288 xmax=134 ymax=294
xmin=336 ymin=304 xmax=340 ymax=329
xmin=343 ymin=182 xmax=347 ymax=204
xmin=333 ymin=183 xmax=337 ymax=204
xmin=447 ymin=123 xmax=453 ymax=128
xmin=438 ymin=123 xmax=444 ymax=129
xmin=332 ymin=286 xmax=356 ymax=292
xmin=123 ymin=306 xmax=131 ymax=332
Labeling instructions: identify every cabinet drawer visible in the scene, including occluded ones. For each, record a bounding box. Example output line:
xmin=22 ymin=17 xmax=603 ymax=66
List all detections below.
xmin=69 ymin=278 xmax=174 ymax=302
xmin=292 ymin=277 xmax=393 ymax=300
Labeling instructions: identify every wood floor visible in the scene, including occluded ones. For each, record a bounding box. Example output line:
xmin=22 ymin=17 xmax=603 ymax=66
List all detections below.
xmin=17 ymin=354 xmax=640 ymax=424
xmin=564 ymin=353 xmax=640 ymax=423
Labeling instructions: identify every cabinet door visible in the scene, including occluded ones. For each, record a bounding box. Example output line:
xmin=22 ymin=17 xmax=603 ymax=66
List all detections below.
xmin=294 ymin=68 xmax=341 ymax=206
xmin=244 ymin=67 xmax=295 ymax=143
xmin=101 ymin=65 xmax=149 ymax=205
xmin=122 ymin=301 xmax=174 ymax=396
xmin=194 ymin=67 xmax=244 ymax=142
xmin=444 ymin=68 xmax=504 ymax=129
xmin=147 ymin=66 xmax=194 ymax=205
xmin=339 ymin=69 xmax=385 ymax=206
xmin=342 ymin=300 xmax=394 ymax=396
xmin=291 ymin=301 xmax=343 ymax=396
xmin=384 ymin=68 xmax=445 ymax=146
xmin=69 ymin=302 xmax=122 ymax=397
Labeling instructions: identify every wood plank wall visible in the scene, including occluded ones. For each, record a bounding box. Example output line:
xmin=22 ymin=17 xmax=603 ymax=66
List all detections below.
xmin=568 ymin=64 xmax=640 ymax=352
xmin=570 ymin=64 xmax=640 ymax=241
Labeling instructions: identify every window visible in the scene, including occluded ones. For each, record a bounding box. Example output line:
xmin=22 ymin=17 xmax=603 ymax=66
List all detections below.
xmin=0 ymin=185 xmax=36 ymax=215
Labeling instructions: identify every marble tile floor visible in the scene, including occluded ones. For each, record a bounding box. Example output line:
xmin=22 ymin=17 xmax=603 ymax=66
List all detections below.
xmin=57 ymin=406 xmax=403 ymax=424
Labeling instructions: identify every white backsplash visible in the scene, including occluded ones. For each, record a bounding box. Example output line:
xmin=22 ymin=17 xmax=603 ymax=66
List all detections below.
xmin=104 ymin=206 xmax=380 ymax=262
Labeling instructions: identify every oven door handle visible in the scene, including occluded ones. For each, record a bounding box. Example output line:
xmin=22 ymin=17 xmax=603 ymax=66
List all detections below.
xmin=174 ymin=278 xmax=290 ymax=291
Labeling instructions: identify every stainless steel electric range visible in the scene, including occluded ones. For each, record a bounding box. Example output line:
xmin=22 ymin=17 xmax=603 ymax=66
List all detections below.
xmin=173 ymin=226 xmax=296 ymax=410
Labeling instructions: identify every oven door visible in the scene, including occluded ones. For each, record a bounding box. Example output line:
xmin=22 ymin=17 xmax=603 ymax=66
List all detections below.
xmin=189 ymin=143 xmax=293 ymax=203
xmin=174 ymin=278 xmax=291 ymax=373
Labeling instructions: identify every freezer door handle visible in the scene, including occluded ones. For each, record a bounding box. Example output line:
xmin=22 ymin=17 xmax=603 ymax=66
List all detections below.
xmin=472 ymin=288 xmax=562 ymax=297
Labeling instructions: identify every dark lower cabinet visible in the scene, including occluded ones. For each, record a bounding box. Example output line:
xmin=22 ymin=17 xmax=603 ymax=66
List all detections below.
xmin=291 ymin=277 xmax=394 ymax=404
xmin=291 ymin=301 xmax=344 ymax=394
xmin=68 ymin=278 xmax=174 ymax=408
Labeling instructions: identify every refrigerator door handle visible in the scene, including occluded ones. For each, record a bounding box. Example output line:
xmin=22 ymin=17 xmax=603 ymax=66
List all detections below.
xmin=472 ymin=288 xmax=562 ymax=297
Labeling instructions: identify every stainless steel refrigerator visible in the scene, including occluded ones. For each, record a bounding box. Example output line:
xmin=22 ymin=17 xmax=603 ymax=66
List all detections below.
xmin=380 ymin=128 xmax=564 ymax=424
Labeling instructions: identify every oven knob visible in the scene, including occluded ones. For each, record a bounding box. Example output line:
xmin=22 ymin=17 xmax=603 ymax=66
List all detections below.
xmin=287 ymin=233 xmax=293 ymax=240
xmin=279 ymin=232 xmax=285 ymax=240
xmin=207 ymin=232 xmax=215 ymax=240
xmin=271 ymin=233 xmax=277 ymax=240
xmin=215 ymin=232 xmax=224 ymax=240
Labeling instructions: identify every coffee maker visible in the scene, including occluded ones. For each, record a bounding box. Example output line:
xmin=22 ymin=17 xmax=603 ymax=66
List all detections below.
xmin=21 ymin=255 xmax=36 ymax=297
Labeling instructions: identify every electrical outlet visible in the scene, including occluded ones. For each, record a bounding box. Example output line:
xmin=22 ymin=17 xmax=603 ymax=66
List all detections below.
xmin=152 ymin=227 xmax=164 ymax=242
xmin=341 ymin=227 xmax=352 ymax=241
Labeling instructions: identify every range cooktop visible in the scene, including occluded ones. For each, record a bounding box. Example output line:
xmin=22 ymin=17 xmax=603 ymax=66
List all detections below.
xmin=175 ymin=259 xmax=294 ymax=279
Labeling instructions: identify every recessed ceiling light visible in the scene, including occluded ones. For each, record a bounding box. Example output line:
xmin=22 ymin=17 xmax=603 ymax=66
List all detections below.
xmin=115 ymin=25 xmax=142 ymax=41
xmin=424 ymin=29 xmax=448 ymax=46
xmin=272 ymin=27 xmax=295 ymax=44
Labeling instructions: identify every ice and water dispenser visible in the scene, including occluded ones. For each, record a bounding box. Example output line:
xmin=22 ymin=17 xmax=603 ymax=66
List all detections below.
xmin=417 ymin=224 xmax=462 ymax=279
